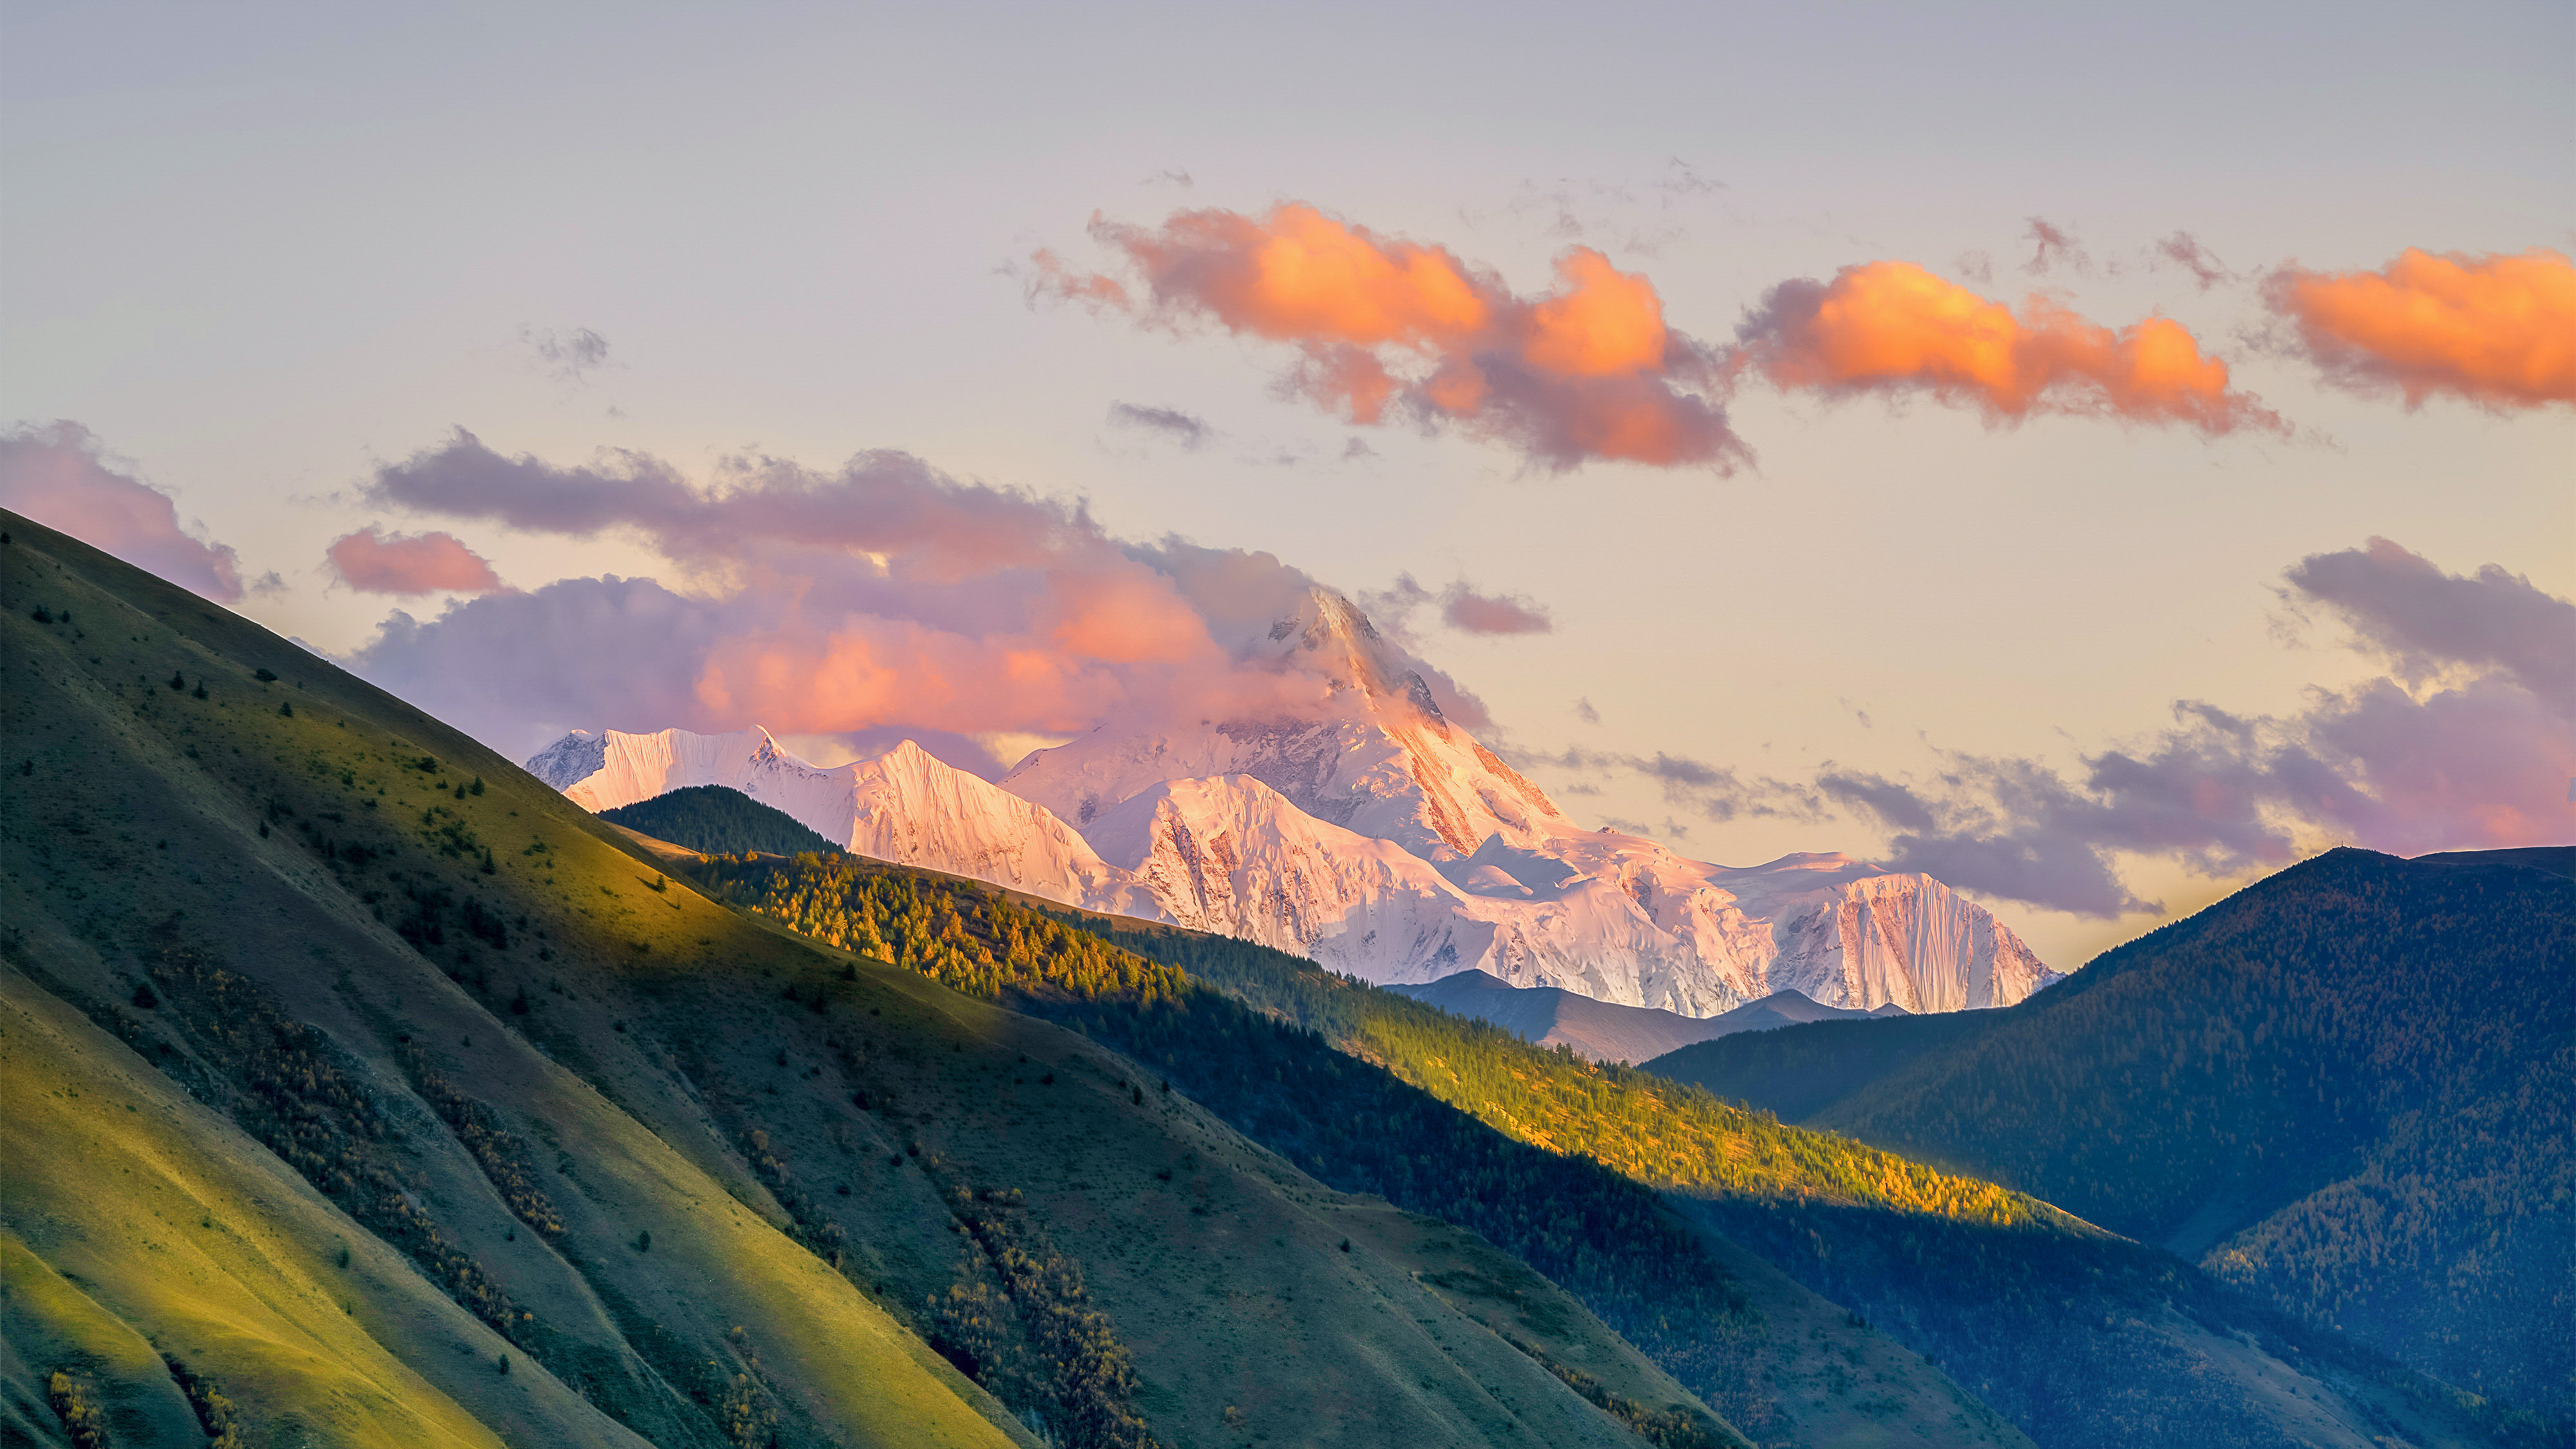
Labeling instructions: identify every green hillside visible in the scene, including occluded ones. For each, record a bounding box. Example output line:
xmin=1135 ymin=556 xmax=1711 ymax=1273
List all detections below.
xmin=0 ymin=509 xmax=1750 ymax=1449
xmin=1645 ymin=847 xmax=2576 ymax=1426
xmin=600 ymin=786 xmax=840 ymax=859
xmin=691 ymin=851 xmax=2541 ymax=1449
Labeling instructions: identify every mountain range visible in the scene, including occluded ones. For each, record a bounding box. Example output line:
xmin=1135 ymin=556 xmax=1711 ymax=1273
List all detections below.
xmin=15 ymin=506 xmax=2564 ymax=1448
xmin=1388 ymin=971 xmax=1906 ymax=1063
xmin=529 ymin=588 xmax=2061 ymax=1021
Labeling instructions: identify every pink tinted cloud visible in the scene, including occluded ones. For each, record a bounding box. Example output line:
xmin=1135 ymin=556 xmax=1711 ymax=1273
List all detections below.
xmin=346 ymin=433 xmax=1488 ymax=759
xmin=1033 ymin=203 xmax=1747 ymax=472
xmin=1812 ymin=539 xmax=2576 ymax=916
xmin=0 ymin=421 xmax=244 ymax=601
xmin=1442 ymin=585 xmax=1553 ymax=636
xmin=327 ymin=526 xmax=505 ymax=596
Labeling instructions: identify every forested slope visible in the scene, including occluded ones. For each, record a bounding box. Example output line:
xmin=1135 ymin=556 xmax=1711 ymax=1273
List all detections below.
xmin=600 ymin=784 xmax=841 ymax=858
xmin=1647 ymin=847 xmax=2576 ymax=1425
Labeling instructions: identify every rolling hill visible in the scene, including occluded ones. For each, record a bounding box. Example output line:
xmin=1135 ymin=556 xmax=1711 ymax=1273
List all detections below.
xmin=1644 ymin=846 xmax=2576 ymax=1425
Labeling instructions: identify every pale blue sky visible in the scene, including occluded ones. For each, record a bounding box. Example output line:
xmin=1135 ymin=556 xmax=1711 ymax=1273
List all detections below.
xmin=6 ymin=0 xmax=2570 ymax=961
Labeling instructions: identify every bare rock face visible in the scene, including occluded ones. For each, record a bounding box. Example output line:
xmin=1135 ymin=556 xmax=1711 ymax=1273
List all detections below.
xmin=533 ymin=588 xmax=2060 ymax=1016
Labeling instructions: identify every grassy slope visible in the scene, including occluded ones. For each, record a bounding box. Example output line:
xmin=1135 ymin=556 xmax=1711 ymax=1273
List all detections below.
xmin=1644 ymin=848 xmax=2576 ymax=1427
xmin=0 ymin=511 xmax=1705 ymax=1449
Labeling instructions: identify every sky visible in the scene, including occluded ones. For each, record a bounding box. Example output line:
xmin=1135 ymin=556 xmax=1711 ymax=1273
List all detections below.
xmin=5 ymin=0 xmax=2571 ymax=965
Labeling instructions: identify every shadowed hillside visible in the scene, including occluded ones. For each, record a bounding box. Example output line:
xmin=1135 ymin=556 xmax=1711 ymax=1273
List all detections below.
xmin=1646 ymin=847 xmax=2576 ymax=1427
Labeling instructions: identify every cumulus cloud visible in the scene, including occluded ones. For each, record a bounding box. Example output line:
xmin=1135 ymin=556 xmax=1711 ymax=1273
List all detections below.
xmin=327 ymin=526 xmax=505 ymax=596
xmin=1732 ymin=260 xmax=2286 ymax=436
xmin=0 ymin=421 xmax=243 ymax=601
xmin=2264 ymin=247 xmax=2576 ymax=410
xmin=1106 ymin=402 xmax=1213 ymax=450
xmin=1032 ymin=202 xmax=1748 ymax=472
xmin=345 ymin=430 xmax=1495 ymax=759
xmin=1815 ymin=540 xmax=2576 ymax=916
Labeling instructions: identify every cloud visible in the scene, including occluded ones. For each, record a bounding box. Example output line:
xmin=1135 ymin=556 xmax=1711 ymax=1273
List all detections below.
xmin=1732 ymin=260 xmax=2286 ymax=436
xmin=1106 ymin=402 xmax=1213 ymax=450
xmin=1508 ymin=743 xmax=1819 ymax=826
xmin=2286 ymin=536 xmax=2576 ymax=709
xmin=1032 ymin=202 xmax=1748 ymax=472
xmin=346 ymin=431 xmax=1497 ymax=759
xmin=1443 ymin=583 xmax=1552 ymax=635
xmin=1573 ymin=696 xmax=1600 ymax=723
xmin=1361 ymin=573 xmax=1554 ymax=638
xmin=327 ymin=526 xmax=506 ymax=596
xmin=0 ymin=421 xmax=243 ymax=601
xmin=2022 ymin=218 xmax=2090 ymax=276
xmin=1815 ymin=540 xmax=2576 ymax=916
xmin=525 ymin=327 xmax=611 ymax=383
xmin=2264 ymin=247 xmax=2576 ymax=410
xmin=2152 ymin=232 xmax=2231 ymax=290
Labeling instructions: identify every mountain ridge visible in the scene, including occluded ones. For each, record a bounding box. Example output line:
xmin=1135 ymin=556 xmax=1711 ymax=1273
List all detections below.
xmin=1643 ymin=844 xmax=2576 ymax=1425
xmin=535 ymin=708 xmax=2060 ymax=1018
xmin=1387 ymin=970 xmax=1911 ymax=1063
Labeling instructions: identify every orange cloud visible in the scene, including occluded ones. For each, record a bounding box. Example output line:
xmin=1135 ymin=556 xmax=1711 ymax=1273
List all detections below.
xmin=327 ymin=526 xmax=504 ymax=595
xmin=1735 ymin=260 xmax=2284 ymax=435
xmin=1037 ymin=204 xmax=1745 ymax=471
xmin=2266 ymin=247 xmax=2576 ymax=410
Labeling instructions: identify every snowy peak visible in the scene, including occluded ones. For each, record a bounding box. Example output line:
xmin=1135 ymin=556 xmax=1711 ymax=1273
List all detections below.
xmin=1003 ymin=590 xmax=1566 ymax=862
xmin=529 ymin=726 xmax=1155 ymax=915
xmin=1262 ymin=586 xmax=1449 ymax=731
xmin=534 ymin=706 xmax=2056 ymax=1018
xmin=526 ymin=729 xmax=610 ymax=790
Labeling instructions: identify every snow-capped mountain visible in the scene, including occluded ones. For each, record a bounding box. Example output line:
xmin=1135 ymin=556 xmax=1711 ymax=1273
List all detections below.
xmin=530 ymin=587 xmax=2061 ymax=1016
xmin=1001 ymin=589 xmax=1568 ymax=858
xmin=538 ymin=725 xmax=1157 ymax=916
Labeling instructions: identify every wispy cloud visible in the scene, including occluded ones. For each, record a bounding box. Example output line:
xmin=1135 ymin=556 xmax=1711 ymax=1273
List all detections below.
xmin=1106 ymin=402 xmax=1213 ymax=450
xmin=523 ymin=326 xmax=612 ymax=383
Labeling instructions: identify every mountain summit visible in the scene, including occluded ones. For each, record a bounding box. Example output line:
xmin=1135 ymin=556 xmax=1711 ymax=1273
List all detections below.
xmin=537 ymin=591 xmax=2060 ymax=1016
